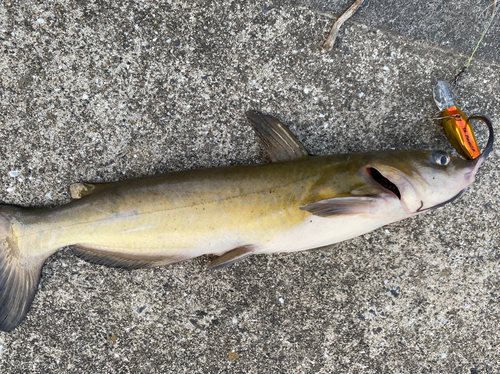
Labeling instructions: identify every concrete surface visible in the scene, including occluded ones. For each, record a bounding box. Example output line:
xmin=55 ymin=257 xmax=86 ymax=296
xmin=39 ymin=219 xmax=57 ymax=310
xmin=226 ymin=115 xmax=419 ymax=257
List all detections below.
xmin=0 ymin=0 xmax=499 ymax=373
xmin=295 ymin=0 xmax=500 ymax=61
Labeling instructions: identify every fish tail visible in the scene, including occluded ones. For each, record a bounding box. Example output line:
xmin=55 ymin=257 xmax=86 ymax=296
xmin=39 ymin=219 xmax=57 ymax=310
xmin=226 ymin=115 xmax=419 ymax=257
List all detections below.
xmin=0 ymin=205 xmax=49 ymax=331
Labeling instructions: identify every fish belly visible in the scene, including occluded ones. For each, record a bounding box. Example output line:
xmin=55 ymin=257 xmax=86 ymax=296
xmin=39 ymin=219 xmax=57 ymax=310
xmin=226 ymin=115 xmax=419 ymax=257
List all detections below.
xmin=256 ymin=209 xmax=406 ymax=254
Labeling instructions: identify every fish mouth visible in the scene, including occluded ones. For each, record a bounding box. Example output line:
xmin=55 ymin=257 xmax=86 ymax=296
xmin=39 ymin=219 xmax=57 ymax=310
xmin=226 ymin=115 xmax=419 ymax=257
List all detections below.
xmin=416 ymin=189 xmax=466 ymax=213
xmin=367 ymin=167 xmax=401 ymax=199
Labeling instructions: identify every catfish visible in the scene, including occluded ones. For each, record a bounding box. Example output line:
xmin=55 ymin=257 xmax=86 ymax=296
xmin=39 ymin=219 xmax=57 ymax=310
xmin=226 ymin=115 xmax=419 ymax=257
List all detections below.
xmin=0 ymin=111 xmax=493 ymax=331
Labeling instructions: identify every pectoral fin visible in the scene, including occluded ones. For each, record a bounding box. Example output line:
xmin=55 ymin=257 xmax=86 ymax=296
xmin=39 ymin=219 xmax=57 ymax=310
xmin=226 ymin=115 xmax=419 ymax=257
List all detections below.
xmin=209 ymin=245 xmax=256 ymax=270
xmin=246 ymin=111 xmax=309 ymax=162
xmin=299 ymin=197 xmax=380 ymax=217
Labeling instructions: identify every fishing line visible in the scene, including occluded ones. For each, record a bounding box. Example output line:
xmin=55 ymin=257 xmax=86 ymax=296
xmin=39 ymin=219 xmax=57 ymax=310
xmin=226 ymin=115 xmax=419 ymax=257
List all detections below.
xmin=453 ymin=5 xmax=498 ymax=85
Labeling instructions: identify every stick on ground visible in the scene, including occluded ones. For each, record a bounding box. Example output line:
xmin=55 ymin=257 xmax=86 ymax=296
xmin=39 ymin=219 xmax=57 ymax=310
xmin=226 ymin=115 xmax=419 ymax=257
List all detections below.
xmin=322 ymin=0 xmax=365 ymax=51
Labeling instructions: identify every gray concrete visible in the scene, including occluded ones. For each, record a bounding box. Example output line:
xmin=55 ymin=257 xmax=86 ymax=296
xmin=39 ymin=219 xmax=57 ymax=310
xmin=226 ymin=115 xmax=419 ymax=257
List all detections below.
xmin=295 ymin=0 xmax=500 ymax=61
xmin=0 ymin=0 xmax=499 ymax=372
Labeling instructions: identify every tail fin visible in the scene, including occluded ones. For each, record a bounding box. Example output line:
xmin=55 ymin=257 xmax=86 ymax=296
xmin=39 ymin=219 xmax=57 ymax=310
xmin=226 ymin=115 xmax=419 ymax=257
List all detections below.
xmin=0 ymin=206 xmax=46 ymax=331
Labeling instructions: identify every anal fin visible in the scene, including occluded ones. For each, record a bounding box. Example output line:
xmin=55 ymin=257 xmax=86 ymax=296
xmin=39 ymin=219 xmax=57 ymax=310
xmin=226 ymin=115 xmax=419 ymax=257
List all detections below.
xmin=209 ymin=245 xmax=256 ymax=270
xmin=72 ymin=245 xmax=189 ymax=270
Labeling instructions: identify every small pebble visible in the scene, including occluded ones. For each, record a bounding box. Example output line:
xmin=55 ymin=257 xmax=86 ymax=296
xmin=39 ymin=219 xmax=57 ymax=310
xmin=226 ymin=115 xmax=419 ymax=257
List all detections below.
xmin=9 ymin=171 xmax=18 ymax=177
xmin=227 ymin=351 xmax=239 ymax=362
xmin=279 ymin=298 xmax=284 ymax=304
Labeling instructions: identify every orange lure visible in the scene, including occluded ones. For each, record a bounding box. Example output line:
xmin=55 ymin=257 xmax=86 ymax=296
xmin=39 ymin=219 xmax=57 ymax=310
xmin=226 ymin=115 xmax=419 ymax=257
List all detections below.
xmin=433 ymin=81 xmax=481 ymax=160
xmin=441 ymin=106 xmax=481 ymax=160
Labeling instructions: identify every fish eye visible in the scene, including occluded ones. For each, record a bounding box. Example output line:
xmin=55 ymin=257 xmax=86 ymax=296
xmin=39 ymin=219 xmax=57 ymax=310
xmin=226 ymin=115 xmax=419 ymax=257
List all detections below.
xmin=431 ymin=150 xmax=450 ymax=166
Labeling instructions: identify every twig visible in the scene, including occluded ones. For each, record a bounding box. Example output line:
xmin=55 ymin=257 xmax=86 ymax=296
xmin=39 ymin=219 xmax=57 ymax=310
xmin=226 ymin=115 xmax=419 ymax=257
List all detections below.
xmin=322 ymin=0 xmax=365 ymax=51
xmin=494 ymin=0 xmax=497 ymax=16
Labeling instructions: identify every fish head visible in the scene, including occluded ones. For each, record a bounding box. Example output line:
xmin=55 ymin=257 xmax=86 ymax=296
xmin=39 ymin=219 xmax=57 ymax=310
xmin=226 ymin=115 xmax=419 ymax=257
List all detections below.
xmin=366 ymin=149 xmax=488 ymax=215
xmin=366 ymin=114 xmax=493 ymax=215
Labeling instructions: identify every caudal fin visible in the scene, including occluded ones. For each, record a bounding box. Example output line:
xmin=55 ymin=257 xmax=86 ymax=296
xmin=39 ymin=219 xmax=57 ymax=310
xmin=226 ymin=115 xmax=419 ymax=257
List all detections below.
xmin=0 ymin=206 xmax=46 ymax=331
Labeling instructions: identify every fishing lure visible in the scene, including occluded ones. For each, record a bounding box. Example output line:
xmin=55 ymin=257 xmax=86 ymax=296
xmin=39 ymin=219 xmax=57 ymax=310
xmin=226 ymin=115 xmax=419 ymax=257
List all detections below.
xmin=433 ymin=81 xmax=482 ymax=160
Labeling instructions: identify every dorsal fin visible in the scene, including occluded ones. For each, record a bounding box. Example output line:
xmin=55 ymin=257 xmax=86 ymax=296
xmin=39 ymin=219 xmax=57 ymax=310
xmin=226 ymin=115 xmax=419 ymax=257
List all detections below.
xmin=246 ymin=111 xmax=309 ymax=162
